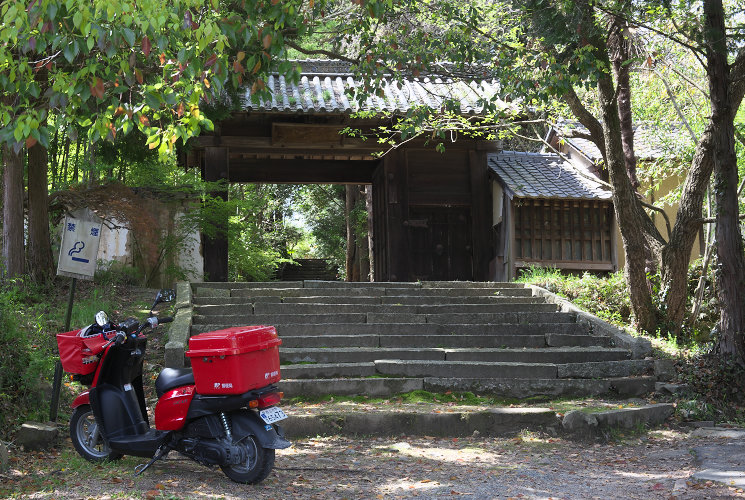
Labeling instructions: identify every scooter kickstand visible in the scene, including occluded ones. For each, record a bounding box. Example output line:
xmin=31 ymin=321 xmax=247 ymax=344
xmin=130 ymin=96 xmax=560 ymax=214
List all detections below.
xmin=135 ymin=445 xmax=171 ymax=476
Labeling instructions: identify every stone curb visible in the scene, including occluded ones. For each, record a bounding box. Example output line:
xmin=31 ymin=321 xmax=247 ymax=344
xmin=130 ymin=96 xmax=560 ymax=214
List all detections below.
xmin=164 ymin=281 xmax=193 ymax=368
xmin=526 ymin=285 xmax=653 ymax=359
xmin=281 ymin=404 xmax=674 ymax=439
xmin=562 ymin=404 xmax=674 ymax=438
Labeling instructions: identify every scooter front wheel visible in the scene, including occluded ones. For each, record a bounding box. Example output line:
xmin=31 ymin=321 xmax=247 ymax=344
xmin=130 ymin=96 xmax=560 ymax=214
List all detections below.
xmin=70 ymin=405 xmax=123 ymax=462
xmin=220 ymin=435 xmax=275 ymax=484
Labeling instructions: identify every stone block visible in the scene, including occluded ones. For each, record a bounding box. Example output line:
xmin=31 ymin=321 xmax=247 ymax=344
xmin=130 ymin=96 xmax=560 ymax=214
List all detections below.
xmin=594 ymin=403 xmax=674 ymax=430
xmin=562 ymin=410 xmax=599 ymax=436
xmin=164 ymin=306 xmax=192 ymax=368
xmin=15 ymin=422 xmax=57 ymax=451
xmin=194 ymin=287 xmax=230 ymax=298
xmin=174 ymin=281 xmax=192 ymax=310
xmin=557 ymin=359 xmax=653 ymax=379
xmin=654 ymin=359 xmax=676 ymax=381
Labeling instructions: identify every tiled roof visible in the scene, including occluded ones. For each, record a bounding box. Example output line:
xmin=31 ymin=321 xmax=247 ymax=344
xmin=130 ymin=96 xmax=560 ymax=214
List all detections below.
xmin=242 ymin=59 xmax=501 ymax=115
xmin=488 ymin=151 xmax=613 ymax=200
xmin=553 ymin=120 xmax=692 ymax=162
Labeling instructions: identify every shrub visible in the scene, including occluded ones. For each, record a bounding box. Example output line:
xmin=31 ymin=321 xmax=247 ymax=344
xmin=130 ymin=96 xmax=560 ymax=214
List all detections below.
xmin=0 ymin=283 xmax=52 ymax=434
xmin=516 ymin=267 xmax=631 ymax=326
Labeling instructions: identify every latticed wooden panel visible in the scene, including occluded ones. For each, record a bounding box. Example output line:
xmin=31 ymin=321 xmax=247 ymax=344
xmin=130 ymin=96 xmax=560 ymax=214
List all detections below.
xmin=514 ymin=199 xmax=613 ymax=269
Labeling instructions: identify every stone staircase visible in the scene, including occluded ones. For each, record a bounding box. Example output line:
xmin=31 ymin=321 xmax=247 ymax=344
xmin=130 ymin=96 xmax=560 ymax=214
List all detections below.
xmin=277 ymin=259 xmax=338 ymax=281
xmin=190 ymin=281 xmax=659 ymax=399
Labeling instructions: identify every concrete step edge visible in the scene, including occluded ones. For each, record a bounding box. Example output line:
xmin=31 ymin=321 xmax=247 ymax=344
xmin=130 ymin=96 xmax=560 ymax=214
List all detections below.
xmin=279 ymin=402 xmax=674 ymax=438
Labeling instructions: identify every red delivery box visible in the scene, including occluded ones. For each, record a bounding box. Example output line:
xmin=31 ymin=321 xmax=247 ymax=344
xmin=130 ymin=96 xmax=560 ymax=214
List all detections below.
xmin=186 ymin=326 xmax=282 ymax=395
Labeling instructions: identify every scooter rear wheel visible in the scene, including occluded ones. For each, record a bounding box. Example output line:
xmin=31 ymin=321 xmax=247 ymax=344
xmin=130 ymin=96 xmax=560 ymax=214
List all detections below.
xmin=220 ymin=435 xmax=275 ymax=484
xmin=70 ymin=405 xmax=123 ymax=462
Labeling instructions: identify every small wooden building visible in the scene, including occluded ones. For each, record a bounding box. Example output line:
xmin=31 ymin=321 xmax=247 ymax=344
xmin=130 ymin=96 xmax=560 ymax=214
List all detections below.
xmin=487 ymin=151 xmax=616 ymax=280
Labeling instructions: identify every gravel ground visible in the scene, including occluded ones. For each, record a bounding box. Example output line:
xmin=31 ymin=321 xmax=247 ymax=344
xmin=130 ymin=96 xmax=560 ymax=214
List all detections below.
xmin=2 ymin=429 xmax=743 ymax=499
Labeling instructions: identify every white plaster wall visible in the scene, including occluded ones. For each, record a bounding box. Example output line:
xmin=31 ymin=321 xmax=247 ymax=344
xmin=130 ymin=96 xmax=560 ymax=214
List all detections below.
xmin=175 ymin=210 xmax=204 ymax=282
xmin=96 ymin=219 xmax=132 ymax=266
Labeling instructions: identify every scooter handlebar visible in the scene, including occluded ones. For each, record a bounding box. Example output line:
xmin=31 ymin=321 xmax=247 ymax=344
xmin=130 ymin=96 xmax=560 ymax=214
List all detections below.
xmin=159 ymin=316 xmax=174 ymax=324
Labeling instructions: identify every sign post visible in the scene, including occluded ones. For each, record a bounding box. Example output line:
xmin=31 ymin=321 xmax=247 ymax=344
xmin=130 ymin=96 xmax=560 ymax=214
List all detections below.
xmin=50 ymin=208 xmax=103 ymax=422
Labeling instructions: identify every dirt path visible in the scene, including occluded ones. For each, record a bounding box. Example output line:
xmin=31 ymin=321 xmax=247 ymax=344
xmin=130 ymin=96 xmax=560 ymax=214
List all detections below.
xmin=2 ymin=429 xmax=743 ymax=499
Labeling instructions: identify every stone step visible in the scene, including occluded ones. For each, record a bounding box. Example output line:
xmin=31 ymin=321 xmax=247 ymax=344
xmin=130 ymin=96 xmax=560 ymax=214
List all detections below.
xmin=275 ymin=333 xmax=612 ymax=349
xmin=279 ymin=347 xmax=628 ymax=365
xmin=196 ymin=281 xmax=306 ymax=289
xmin=192 ymin=313 xmax=368 ymax=325
xmin=192 ymin=295 xmax=545 ymax=306
xmin=194 ymin=302 xmax=559 ymax=316
xmin=279 ymin=376 xmax=657 ymax=398
xmin=378 ymin=296 xmax=542 ymax=305
xmin=280 ymin=335 xmax=381 ymax=348
xmin=230 ymin=287 xmax=389 ymax=298
xmin=191 ymin=322 xmax=590 ymax=336
xmin=350 ymin=361 xmax=561 ymax=379
xmin=420 ymin=281 xmax=525 ymax=289
xmin=191 ymin=311 xmax=576 ymax=325
xmin=197 ymin=286 xmax=535 ymax=299
xmin=281 ymin=362 xmax=377 ymax=379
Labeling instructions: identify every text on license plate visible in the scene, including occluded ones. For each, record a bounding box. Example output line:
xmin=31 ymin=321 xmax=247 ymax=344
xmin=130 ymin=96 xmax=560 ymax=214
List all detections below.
xmin=259 ymin=407 xmax=287 ymax=424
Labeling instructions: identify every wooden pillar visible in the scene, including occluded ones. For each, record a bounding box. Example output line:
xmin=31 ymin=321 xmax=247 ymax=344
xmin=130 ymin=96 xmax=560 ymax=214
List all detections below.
xmin=202 ymin=147 xmax=229 ymax=282
xmin=469 ymin=151 xmax=490 ymax=281
xmin=371 ymin=164 xmax=388 ymax=281
xmin=384 ymin=151 xmax=407 ymax=281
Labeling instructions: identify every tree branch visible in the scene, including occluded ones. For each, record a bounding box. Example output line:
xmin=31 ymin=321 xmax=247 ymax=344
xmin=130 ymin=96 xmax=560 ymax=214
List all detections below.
xmin=699 ymin=214 xmax=745 ymax=223
xmin=283 ymin=40 xmax=359 ymax=64
xmin=561 ymin=86 xmax=606 ymax=162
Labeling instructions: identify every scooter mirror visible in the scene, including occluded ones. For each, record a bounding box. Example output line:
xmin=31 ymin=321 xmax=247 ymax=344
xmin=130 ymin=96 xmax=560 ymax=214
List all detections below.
xmin=159 ymin=289 xmax=175 ymax=303
xmin=150 ymin=289 xmax=176 ymax=314
xmin=95 ymin=311 xmax=109 ymax=327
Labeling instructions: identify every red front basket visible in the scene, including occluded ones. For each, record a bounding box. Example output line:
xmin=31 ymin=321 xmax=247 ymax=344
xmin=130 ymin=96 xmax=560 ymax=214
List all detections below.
xmin=56 ymin=330 xmax=108 ymax=375
xmin=186 ymin=326 xmax=282 ymax=395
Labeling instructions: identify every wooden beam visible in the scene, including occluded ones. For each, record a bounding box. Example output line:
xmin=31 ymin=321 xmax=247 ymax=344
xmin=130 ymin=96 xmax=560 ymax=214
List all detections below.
xmin=195 ymin=135 xmax=376 ymax=153
xmin=514 ymin=260 xmax=614 ymax=271
xmin=228 ymin=158 xmax=378 ymax=184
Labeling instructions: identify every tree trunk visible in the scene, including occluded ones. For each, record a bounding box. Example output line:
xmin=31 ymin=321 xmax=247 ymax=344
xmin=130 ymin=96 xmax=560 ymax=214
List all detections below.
xmin=2 ymin=143 xmax=25 ymax=278
xmin=27 ymin=142 xmax=54 ymax=282
xmin=705 ymin=0 xmax=745 ymax=362
xmin=358 ymin=186 xmax=370 ymax=282
xmin=596 ymin=58 xmax=660 ymax=333
xmin=660 ymin=127 xmax=716 ymax=335
xmin=610 ymin=18 xmax=641 ymax=190
xmin=345 ymin=185 xmax=361 ymax=281
xmin=365 ymin=185 xmax=374 ymax=282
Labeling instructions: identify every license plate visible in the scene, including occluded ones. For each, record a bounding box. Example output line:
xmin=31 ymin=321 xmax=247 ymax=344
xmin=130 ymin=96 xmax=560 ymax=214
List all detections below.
xmin=259 ymin=407 xmax=287 ymax=424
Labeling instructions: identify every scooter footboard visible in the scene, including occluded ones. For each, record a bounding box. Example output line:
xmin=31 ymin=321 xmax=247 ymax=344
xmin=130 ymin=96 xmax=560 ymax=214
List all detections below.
xmin=229 ymin=410 xmax=291 ymax=449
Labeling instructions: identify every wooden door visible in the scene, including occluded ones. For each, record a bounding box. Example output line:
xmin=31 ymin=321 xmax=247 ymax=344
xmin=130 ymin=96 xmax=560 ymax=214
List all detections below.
xmin=407 ymin=207 xmax=473 ymax=281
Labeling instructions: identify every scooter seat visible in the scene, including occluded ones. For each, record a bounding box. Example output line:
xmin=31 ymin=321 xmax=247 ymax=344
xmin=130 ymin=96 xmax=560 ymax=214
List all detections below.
xmin=155 ymin=368 xmax=195 ymax=398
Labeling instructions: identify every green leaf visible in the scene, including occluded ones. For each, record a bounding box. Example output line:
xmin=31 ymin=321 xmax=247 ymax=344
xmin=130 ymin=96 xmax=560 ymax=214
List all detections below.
xmin=73 ymin=11 xmax=83 ymax=28
xmin=63 ymin=43 xmax=75 ymax=63
xmin=122 ymin=28 xmax=135 ymax=47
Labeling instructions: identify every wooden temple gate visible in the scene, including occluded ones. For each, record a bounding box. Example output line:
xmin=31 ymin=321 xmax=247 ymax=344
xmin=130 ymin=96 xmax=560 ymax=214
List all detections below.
xmin=189 ymin=116 xmax=497 ymax=282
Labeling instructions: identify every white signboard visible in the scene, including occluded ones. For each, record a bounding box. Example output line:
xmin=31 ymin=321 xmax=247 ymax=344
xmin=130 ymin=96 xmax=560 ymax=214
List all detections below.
xmin=57 ymin=209 xmax=103 ymax=280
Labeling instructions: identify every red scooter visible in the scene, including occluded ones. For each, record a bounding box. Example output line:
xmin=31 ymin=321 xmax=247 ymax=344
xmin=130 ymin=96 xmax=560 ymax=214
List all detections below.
xmin=57 ymin=289 xmax=290 ymax=484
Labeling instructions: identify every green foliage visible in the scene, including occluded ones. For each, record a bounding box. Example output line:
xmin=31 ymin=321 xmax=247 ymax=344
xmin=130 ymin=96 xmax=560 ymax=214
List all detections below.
xmin=226 ymin=184 xmax=304 ymax=281
xmin=0 ymin=0 xmax=317 ymax=154
xmin=94 ymin=260 xmax=144 ymax=287
xmin=0 ymin=279 xmax=56 ymax=433
xmin=516 ymin=266 xmax=631 ymax=326
xmin=297 ymin=185 xmax=347 ymax=275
